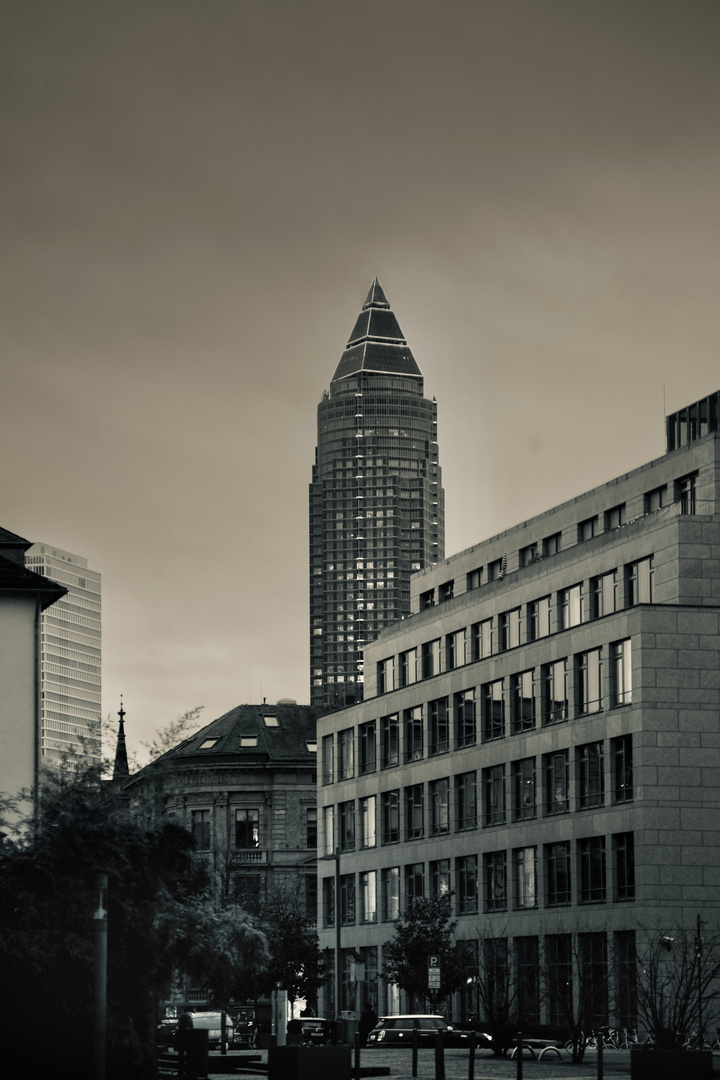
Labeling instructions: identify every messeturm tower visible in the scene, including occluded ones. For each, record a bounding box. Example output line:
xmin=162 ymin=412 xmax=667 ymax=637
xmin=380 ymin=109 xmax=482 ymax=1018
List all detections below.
xmin=310 ymin=279 xmax=445 ymax=708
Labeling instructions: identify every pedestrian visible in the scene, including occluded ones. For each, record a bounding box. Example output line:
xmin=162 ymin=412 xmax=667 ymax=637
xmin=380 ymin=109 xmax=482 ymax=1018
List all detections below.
xmin=177 ymin=1007 xmax=194 ymax=1077
xmin=359 ymin=1003 xmax=378 ymax=1045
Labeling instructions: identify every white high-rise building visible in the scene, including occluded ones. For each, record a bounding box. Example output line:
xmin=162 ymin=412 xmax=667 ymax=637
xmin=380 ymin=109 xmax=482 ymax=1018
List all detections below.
xmin=24 ymin=544 xmax=102 ymax=767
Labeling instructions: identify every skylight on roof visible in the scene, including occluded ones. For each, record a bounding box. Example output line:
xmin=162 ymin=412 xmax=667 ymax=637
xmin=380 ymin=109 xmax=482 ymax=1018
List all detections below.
xmin=306 ymin=741 xmax=317 ymax=753
xmin=198 ymin=738 xmax=220 ymax=750
xmin=262 ymin=715 xmax=280 ymax=727
xmin=240 ymin=736 xmax=258 ymax=747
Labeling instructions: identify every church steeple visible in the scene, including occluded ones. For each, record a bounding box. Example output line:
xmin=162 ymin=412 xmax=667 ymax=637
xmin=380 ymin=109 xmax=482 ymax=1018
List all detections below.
xmin=113 ymin=698 xmax=129 ymax=780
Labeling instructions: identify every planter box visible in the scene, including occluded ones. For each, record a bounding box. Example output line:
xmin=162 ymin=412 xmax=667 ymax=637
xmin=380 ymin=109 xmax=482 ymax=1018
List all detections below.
xmin=269 ymin=1044 xmax=352 ymax=1080
xmin=630 ymin=1048 xmax=713 ymax=1080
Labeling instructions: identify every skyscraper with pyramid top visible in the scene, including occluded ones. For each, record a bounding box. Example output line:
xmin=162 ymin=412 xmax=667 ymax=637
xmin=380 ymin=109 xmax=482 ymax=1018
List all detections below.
xmin=310 ymin=279 xmax=445 ymax=708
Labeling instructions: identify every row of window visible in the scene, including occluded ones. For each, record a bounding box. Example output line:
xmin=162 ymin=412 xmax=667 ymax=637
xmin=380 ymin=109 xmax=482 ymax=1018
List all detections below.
xmin=325 ymin=642 xmax=631 ymax=783
xmin=322 ymin=830 xmax=634 ymax=929
xmin=419 ymin=472 xmax=697 ymax=608
xmin=323 ymin=735 xmax=632 ymax=853
xmin=190 ymin=807 xmax=318 ymax=851
xmin=386 ymin=560 xmax=651 ymax=692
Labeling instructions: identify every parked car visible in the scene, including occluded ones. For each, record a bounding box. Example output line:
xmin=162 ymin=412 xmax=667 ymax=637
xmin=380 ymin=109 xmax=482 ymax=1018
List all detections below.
xmin=366 ymin=1015 xmax=472 ymax=1047
xmin=176 ymin=1011 xmax=234 ymax=1050
xmin=287 ymin=1017 xmax=335 ymax=1044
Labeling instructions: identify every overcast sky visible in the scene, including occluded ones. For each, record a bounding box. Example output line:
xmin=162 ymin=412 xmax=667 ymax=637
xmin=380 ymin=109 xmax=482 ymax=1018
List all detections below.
xmin=3 ymin=0 xmax=720 ymax=758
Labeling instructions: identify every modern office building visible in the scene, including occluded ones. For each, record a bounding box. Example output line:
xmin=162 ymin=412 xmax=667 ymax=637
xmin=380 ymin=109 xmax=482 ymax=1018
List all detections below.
xmin=317 ymin=390 xmax=720 ymax=1027
xmin=310 ymin=279 xmax=444 ymax=709
xmin=24 ymin=543 xmax=102 ymax=767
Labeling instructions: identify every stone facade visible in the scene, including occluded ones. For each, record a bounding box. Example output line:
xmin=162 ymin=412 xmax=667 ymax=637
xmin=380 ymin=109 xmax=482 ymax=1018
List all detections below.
xmin=317 ymin=414 xmax=720 ymax=1026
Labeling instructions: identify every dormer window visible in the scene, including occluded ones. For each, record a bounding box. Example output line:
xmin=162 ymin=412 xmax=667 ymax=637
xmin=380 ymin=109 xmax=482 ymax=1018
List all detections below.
xmin=198 ymin=738 xmax=220 ymax=750
xmin=306 ymin=741 xmax=317 ymax=753
xmin=240 ymin=736 xmax=258 ymax=748
xmin=262 ymin=715 xmax=280 ymax=727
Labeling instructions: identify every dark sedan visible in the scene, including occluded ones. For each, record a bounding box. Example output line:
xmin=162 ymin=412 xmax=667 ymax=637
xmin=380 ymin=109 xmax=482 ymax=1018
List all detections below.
xmin=366 ymin=1015 xmax=473 ymax=1047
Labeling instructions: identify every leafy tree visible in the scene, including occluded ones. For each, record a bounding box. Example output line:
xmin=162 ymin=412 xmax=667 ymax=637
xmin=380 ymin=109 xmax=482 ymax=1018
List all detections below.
xmin=0 ymin=760 xmax=264 ymax=1078
xmin=253 ymin=885 xmax=331 ymax=1012
xmin=635 ymin=925 xmax=720 ymax=1050
xmin=383 ymin=895 xmax=474 ymax=1007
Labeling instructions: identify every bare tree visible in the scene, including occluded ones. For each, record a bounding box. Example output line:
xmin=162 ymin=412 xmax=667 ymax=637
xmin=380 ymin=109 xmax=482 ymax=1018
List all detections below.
xmin=635 ymin=924 xmax=720 ymax=1050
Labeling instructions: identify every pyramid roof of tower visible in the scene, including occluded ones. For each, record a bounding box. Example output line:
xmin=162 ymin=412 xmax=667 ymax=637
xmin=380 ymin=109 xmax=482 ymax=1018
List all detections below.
xmin=332 ymin=278 xmax=422 ymax=382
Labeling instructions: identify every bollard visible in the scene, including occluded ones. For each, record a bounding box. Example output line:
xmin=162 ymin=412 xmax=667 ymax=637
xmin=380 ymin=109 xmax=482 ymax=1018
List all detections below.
xmin=435 ymin=1029 xmax=445 ymax=1080
xmin=516 ymin=1031 xmax=523 ymax=1080
xmin=597 ymin=1032 xmax=603 ymax=1080
xmin=468 ymin=1031 xmax=476 ymax=1080
xmin=412 ymin=1025 xmax=419 ymax=1078
xmin=354 ymin=1031 xmax=361 ymax=1080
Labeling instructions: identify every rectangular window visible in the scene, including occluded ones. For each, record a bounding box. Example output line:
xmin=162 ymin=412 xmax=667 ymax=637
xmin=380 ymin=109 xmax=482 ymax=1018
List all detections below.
xmin=545 ymin=842 xmax=571 ymax=906
xmin=610 ymin=639 xmax=632 ymax=706
xmin=578 ymin=515 xmax=598 ymax=541
xmin=579 ymin=836 xmax=607 ymax=903
xmin=429 ymin=778 xmax=450 ymax=835
xmin=543 ymin=750 xmax=569 ymax=816
xmin=439 ymin=580 xmax=454 ymax=602
xmin=644 ymin=485 xmax=666 ymax=514
xmin=306 ymin=807 xmax=317 ymax=848
xmin=467 ymin=567 xmax=482 ymax=590
xmin=403 ymin=706 xmax=423 ymax=762
xmin=457 ymin=854 xmax=479 ymax=914
xmin=471 ymin=618 xmax=493 ymax=661
xmin=519 ymin=542 xmax=539 ymax=567
xmin=381 ymin=867 xmax=400 ymax=920
xmin=627 ymin=556 xmax=654 ymax=605
xmin=558 ymin=583 xmax=584 ymax=630
xmin=543 ymin=532 xmax=561 ymax=557
xmin=614 ymin=931 xmax=637 ymax=1028
xmin=591 ymin=571 xmax=617 ymax=618
xmin=499 ymin=608 xmax=521 ymax=651
xmin=613 ymin=833 xmax=635 ymax=901
xmin=381 ymin=790 xmax=400 ymax=844
xmin=445 ymin=628 xmax=466 ymax=670
xmin=323 ymin=805 xmax=335 ymax=855
xmin=380 ymin=714 xmax=399 ymax=768
xmin=482 ymin=764 xmax=505 ymax=826
xmin=455 ymin=771 xmax=477 ymax=831
xmin=577 ymin=741 xmax=604 ymax=809
xmin=527 ymin=596 xmax=551 ymax=640
xmin=488 ymin=558 xmax=504 ymax=581
xmin=482 ymin=679 xmax=505 ymax=741
xmin=611 ymin=734 xmax=633 ymax=803
xmin=513 ymin=847 xmax=537 ymax=909
xmin=322 ymin=733 xmax=334 ymax=785
xmin=235 ymin=809 xmax=259 ymax=849
xmin=605 ymin=503 xmax=626 ymax=530
xmin=576 ymin=649 xmax=602 ymax=714
xmin=420 ymin=588 xmax=435 ymax=610
xmin=430 ymin=859 xmax=451 ymax=898
xmin=337 ymin=728 xmax=355 ymax=780
xmin=675 ymin=471 xmax=697 ymax=514
xmin=454 ymin=689 xmax=476 ymax=748
xmin=405 ymin=862 xmax=425 ymax=902
xmin=579 ymin=933 xmax=609 ymax=1027
xmin=191 ymin=809 xmax=210 ymax=850
xmin=511 ymin=670 xmax=535 ymax=733
xmin=398 ymin=648 xmax=417 ymax=687
xmin=405 ymin=784 xmax=424 ymax=840
xmin=322 ymin=877 xmax=335 ymax=927
xmin=511 ymin=757 xmax=536 ymax=821
xmin=542 ymin=660 xmax=568 ymax=724
xmin=305 ymin=874 xmax=317 ymax=922
xmin=546 ymin=934 xmax=572 ymax=1025
xmin=339 ymin=873 xmax=355 ymax=925
xmin=358 ymin=720 xmax=376 ymax=775
xmin=359 ymin=795 xmax=376 ymax=848
xmin=421 ymin=639 xmax=440 ymax=679
xmin=516 ymin=938 xmax=540 ymax=1025
xmin=360 ymin=870 xmax=377 ymax=923
xmin=338 ymin=800 xmax=355 ymax=852
xmin=428 ymin=697 xmax=449 ymax=756
xmin=484 ymin=850 xmax=507 ymax=912
xmin=377 ymin=657 xmax=395 ymax=694
xmin=484 ymin=938 xmax=508 ymax=1011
